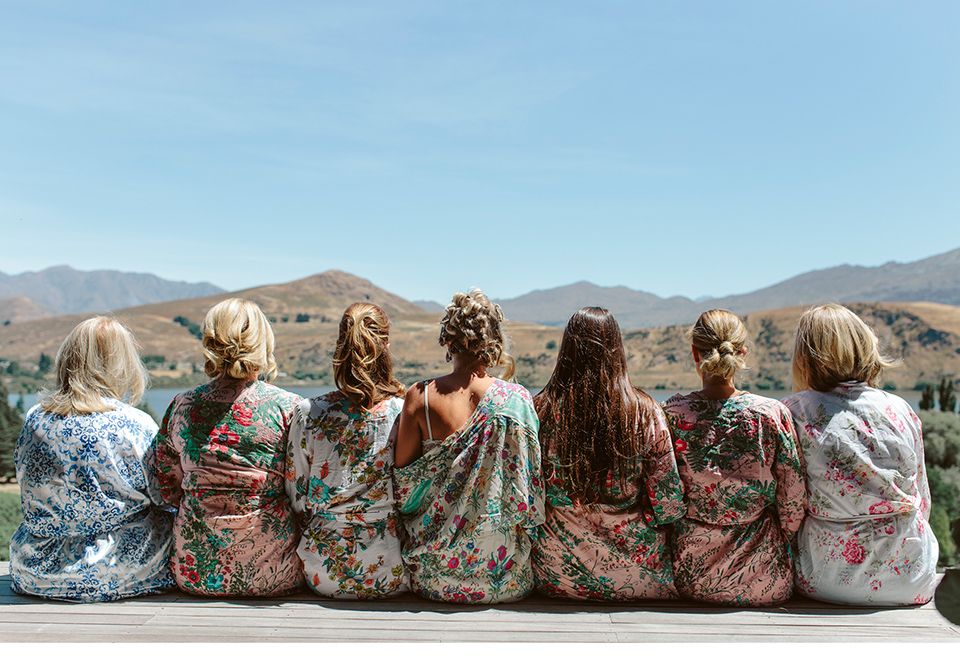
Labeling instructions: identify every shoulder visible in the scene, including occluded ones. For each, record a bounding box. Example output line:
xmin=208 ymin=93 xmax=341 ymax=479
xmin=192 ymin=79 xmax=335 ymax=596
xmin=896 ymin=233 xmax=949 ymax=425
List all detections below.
xmin=114 ymin=402 xmax=159 ymax=434
xmin=258 ymin=381 xmax=302 ymax=409
xmin=491 ymin=380 xmax=537 ymax=424
xmin=739 ymin=393 xmax=794 ymax=425
xmin=662 ymin=391 xmax=693 ymax=413
xmin=496 ymin=379 xmax=534 ymax=404
xmin=402 ymin=380 xmax=427 ymax=409
xmin=781 ymin=390 xmax=820 ymax=415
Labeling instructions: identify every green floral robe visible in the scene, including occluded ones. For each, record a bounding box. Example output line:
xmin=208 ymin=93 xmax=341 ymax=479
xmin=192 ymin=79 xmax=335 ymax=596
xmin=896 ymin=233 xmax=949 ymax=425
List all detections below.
xmin=394 ymin=379 xmax=544 ymax=604
xmin=153 ymin=378 xmax=303 ymax=596
xmin=533 ymin=402 xmax=686 ymax=600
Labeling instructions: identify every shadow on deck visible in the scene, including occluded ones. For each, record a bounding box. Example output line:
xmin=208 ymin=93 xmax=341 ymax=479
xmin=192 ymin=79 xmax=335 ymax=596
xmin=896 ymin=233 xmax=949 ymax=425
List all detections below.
xmin=1 ymin=566 xmax=958 ymax=642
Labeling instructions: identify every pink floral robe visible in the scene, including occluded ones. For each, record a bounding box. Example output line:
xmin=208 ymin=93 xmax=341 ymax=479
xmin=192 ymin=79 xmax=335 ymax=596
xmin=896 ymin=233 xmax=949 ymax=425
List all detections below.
xmin=533 ymin=402 xmax=686 ymax=601
xmin=663 ymin=391 xmax=807 ymax=606
xmin=784 ymin=382 xmax=938 ymax=606
xmin=153 ymin=378 xmax=303 ymax=596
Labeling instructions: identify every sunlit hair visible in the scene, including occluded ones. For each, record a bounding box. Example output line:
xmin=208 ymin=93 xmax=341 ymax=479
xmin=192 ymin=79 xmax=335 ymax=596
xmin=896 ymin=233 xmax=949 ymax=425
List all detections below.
xmin=201 ymin=298 xmax=278 ymax=381
xmin=333 ymin=303 xmax=405 ymax=409
xmin=534 ymin=307 xmax=659 ymax=502
xmin=792 ymin=303 xmax=899 ymax=392
xmin=689 ymin=309 xmax=749 ymax=381
xmin=40 ymin=316 xmax=148 ymax=416
xmin=438 ymin=289 xmax=516 ymax=379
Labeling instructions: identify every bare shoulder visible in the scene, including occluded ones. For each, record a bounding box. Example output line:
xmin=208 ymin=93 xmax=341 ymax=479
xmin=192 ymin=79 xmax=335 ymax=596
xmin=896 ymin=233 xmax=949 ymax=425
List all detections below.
xmin=403 ymin=380 xmax=427 ymax=410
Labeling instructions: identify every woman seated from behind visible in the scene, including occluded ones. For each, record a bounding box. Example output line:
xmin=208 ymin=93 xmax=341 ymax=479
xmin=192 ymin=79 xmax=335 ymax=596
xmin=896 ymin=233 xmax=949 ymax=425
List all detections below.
xmin=153 ymin=298 xmax=303 ymax=596
xmin=533 ymin=307 xmax=685 ymax=601
xmin=286 ymin=303 xmax=407 ymax=598
xmin=663 ymin=309 xmax=806 ymax=606
xmin=10 ymin=317 xmax=173 ymax=602
xmin=784 ymin=304 xmax=938 ymax=606
xmin=394 ymin=289 xmax=544 ymax=604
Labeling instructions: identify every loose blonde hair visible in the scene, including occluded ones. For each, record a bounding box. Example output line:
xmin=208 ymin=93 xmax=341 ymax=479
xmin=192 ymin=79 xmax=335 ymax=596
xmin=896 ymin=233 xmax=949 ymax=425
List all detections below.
xmin=690 ymin=309 xmax=749 ymax=381
xmin=792 ymin=303 xmax=898 ymax=392
xmin=40 ymin=316 xmax=148 ymax=415
xmin=439 ymin=289 xmax=516 ymax=379
xmin=333 ymin=303 xmax=405 ymax=409
xmin=202 ymin=298 xmax=278 ymax=381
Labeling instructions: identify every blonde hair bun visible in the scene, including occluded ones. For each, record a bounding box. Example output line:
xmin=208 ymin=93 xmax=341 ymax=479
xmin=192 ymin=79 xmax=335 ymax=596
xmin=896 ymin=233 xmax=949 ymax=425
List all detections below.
xmin=439 ymin=289 xmax=516 ymax=379
xmin=689 ymin=309 xmax=749 ymax=381
xmin=202 ymin=298 xmax=278 ymax=381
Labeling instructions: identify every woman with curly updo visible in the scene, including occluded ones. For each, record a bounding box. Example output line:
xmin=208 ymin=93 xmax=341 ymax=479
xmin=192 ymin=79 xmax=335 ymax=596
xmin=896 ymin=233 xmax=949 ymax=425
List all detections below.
xmin=394 ymin=289 xmax=544 ymax=604
xmin=152 ymin=298 xmax=303 ymax=597
xmin=662 ymin=309 xmax=806 ymax=606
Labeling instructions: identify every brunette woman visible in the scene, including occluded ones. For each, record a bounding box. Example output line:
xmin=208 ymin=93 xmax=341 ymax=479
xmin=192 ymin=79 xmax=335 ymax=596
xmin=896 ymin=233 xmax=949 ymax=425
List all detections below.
xmin=533 ymin=307 xmax=685 ymax=601
xmin=286 ymin=303 xmax=407 ymax=598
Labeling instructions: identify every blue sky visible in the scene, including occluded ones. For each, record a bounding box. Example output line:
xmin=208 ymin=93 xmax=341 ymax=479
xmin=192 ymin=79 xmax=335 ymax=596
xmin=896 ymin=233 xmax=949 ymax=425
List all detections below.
xmin=1 ymin=1 xmax=957 ymax=303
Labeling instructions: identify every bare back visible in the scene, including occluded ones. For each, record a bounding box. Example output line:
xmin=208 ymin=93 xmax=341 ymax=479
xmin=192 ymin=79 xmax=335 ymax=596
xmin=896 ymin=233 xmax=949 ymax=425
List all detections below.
xmin=395 ymin=372 xmax=496 ymax=468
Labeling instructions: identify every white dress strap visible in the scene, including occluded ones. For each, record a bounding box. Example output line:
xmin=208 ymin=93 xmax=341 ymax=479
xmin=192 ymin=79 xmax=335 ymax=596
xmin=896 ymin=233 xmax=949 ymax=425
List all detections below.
xmin=423 ymin=380 xmax=435 ymax=443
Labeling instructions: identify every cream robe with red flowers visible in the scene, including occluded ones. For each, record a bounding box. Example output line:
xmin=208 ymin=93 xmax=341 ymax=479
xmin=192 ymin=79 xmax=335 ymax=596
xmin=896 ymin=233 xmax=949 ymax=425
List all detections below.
xmin=784 ymin=383 xmax=938 ymax=606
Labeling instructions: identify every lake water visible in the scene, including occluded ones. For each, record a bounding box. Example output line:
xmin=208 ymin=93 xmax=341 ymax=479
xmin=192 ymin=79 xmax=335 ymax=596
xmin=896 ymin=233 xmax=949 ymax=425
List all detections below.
xmin=7 ymin=385 xmax=926 ymax=417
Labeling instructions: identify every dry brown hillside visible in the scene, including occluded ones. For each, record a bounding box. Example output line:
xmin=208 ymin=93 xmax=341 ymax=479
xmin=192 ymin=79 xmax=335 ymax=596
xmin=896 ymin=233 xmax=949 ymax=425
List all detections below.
xmin=1 ymin=272 xmax=958 ymax=391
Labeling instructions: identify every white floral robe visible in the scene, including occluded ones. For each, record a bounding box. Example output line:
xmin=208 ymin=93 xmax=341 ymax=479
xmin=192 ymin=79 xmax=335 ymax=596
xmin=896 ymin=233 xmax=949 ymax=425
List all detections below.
xmin=784 ymin=383 xmax=939 ymax=605
xmin=285 ymin=392 xmax=407 ymax=598
xmin=9 ymin=402 xmax=174 ymax=602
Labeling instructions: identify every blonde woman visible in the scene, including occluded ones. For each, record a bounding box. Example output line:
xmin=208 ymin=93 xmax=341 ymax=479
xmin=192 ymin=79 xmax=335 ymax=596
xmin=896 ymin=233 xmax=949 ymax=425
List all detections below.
xmin=662 ymin=310 xmax=806 ymax=606
xmin=783 ymin=304 xmax=938 ymax=606
xmin=394 ymin=289 xmax=544 ymax=604
xmin=285 ymin=303 xmax=407 ymax=598
xmin=152 ymin=298 xmax=303 ymax=597
xmin=10 ymin=317 xmax=173 ymax=602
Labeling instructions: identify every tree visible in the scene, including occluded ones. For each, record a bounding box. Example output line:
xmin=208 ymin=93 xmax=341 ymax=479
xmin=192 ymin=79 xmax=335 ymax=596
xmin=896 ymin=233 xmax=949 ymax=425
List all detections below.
xmin=920 ymin=385 xmax=936 ymax=411
xmin=0 ymin=378 xmax=23 ymax=482
xmin=545 ymin=340 xmax=557 ymax=350
xmin=37 ymin=352 xmax=53 ymax=375
xmin=939 ymin=378 xmax=958 ymax=413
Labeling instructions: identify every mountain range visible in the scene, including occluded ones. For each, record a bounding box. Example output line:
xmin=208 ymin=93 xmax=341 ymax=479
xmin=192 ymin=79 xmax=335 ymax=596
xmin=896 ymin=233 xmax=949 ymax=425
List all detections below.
xmin=493 ymin=247 xmax=960 ymax=328
xmin=0 ymin=266 xmax=223 ymax=318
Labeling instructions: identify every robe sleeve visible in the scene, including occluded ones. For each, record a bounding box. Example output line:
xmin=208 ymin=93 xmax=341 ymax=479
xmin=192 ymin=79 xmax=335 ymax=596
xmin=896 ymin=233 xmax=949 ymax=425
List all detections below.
xmin=643 ymin=404 xmax=686 ymax=526
xmin=910 ymin=410 xmax=932 ymax=520
xmin=772 ymin=405 xmax=807 ymax=538
xmin=285 ymin=399 xmax=312 ymax=517
xmin=151 ymin=399 xmax=184 ymax=510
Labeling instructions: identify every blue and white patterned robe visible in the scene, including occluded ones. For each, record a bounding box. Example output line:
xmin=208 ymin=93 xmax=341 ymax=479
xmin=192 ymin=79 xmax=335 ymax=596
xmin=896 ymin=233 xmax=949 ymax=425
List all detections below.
xmin=9 ymin=401 xmax=174 ymax=602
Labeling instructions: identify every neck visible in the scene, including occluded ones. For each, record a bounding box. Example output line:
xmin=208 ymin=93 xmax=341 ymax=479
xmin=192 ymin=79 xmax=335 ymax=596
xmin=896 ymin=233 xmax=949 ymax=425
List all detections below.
xmin=450 ymin=353 xmax=487 ymax=380
xmin=700 ymin=376 xmax=738 ymax=400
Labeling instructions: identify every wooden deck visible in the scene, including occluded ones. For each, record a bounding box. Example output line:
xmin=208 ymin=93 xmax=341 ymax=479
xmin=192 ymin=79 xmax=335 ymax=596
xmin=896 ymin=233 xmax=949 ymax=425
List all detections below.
xmin=1 ymin=564 xmax=957 ymax=642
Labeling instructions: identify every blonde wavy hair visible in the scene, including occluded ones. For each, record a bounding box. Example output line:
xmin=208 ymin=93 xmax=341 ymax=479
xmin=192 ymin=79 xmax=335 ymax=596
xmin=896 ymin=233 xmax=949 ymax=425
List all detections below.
xmin=792 ymin=303 xmax=899 ymax=392
xmin=202 ymin=298 xmax=278 ymax=381
xmin=439 ymin=289 xmax=515 ymax=379
xmin=689 ymin=309 xmax=749 ymax=381
xmin=333 ymin=303 xmax=405 ymax=409
xmin=40 ymin=316 xmax=148 ymax=416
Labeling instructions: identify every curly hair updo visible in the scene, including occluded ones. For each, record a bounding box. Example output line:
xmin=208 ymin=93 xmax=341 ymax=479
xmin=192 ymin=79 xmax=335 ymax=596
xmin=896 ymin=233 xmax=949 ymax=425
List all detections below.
xmin=439 ymin=289 xmax=516 ymax=379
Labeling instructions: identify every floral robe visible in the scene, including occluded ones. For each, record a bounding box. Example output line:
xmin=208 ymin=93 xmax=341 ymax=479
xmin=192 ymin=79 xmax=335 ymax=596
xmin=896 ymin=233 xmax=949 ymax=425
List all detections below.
xmin=534 ymin=402 xmax=686 ymax=601
xmin=153 ymin=378 xmax=302 ymax=596
xmin=394 ymin=379 xmax=544 ymax=604
xmin=286 ymin=391 xmax=406 ymax=598
xmin=663 ymin=391 xmax=806 ymax=606
xmin=10 ymin=402 xmax=174 ymax=602
xmin=783 ymin=383 xmax=938 ymax=605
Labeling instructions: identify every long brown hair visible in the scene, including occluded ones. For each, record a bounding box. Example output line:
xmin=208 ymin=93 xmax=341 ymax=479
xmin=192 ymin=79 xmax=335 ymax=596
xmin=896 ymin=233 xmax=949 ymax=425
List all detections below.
xmin=333 ymin=303 xmax=405 ymax=409
xmin=534 ymin=307 xmax=656 ymax=502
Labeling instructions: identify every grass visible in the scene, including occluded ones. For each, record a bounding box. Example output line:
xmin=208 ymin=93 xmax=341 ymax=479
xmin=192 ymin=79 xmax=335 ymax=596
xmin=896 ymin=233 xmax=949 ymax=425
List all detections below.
xmin=0 ymin=491 xmax=22 ymax=561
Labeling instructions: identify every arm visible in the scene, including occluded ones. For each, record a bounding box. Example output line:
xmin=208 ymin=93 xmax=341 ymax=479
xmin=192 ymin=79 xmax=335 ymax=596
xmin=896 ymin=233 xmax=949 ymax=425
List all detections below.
xmin=643 ymin=405 xmax=686 ymax=525
xmin=284 ymin=400 xmax=312 ymax=516
xmin=772 ymin=407 xmax=807 ymax=539
xmin=150 ymin=399 xmax=184 ymax=510
xmin=394 ymin=383 xmax=425 ymax=468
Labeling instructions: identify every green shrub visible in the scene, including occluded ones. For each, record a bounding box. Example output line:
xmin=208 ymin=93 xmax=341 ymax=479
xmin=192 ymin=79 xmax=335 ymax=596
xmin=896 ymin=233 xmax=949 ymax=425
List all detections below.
xmin=931 ymin=505 xmax=958 ymax=566
xmin=0 ymin=492 xmax=22 ymax=561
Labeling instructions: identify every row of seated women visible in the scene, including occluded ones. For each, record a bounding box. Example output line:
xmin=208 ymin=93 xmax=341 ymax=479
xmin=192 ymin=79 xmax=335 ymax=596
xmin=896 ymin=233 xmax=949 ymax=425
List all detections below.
xmin=8 ymin=291 xmax=939 ymax=607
